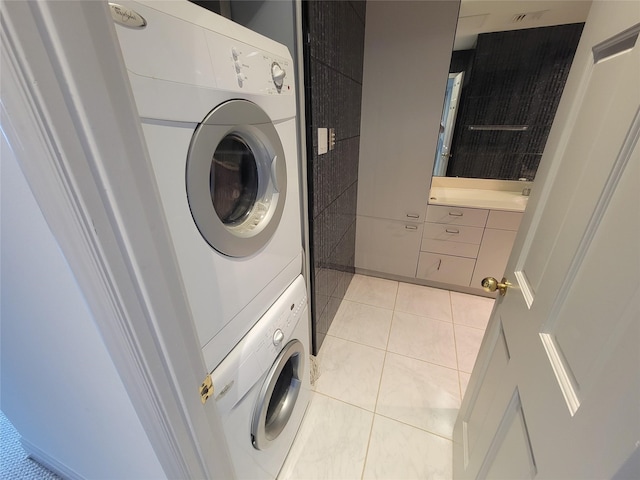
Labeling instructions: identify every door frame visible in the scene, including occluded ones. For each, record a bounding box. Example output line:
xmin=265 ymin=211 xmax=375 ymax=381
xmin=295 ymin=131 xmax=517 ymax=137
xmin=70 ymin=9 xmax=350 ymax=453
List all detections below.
xmin=1 ymin=1 xmax=234 ymax=478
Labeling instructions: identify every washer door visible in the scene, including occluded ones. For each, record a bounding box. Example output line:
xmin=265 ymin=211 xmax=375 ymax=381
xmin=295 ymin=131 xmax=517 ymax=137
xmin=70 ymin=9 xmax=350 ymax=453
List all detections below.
xmin=186 ymin=100 xmax=287 ymax=257
xmin=251 ymin=339 xmax=305 ymax=450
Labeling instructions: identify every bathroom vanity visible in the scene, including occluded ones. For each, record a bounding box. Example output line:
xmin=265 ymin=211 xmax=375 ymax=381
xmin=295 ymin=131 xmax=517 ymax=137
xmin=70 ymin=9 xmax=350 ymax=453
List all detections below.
xmin=356 ymin=179 xmax=529 ymax=296
xmin=418 ymin=205 xmax=522 ymax=290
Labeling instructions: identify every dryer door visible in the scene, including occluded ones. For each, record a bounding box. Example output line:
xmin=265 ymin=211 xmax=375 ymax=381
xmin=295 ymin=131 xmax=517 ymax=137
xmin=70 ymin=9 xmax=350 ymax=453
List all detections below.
xmin=251 ymin=339 xmax=305 ymax=450
xmin=186 ymin=100 xmax=287 ymax=257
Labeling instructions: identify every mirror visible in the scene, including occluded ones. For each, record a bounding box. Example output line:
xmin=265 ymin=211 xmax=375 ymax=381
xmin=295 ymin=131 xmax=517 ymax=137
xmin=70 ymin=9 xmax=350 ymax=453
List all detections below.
xmin=433 ymin=72 xmax=464 ymax=176
xmin=433 ymin=0 xmax=590 ymax=180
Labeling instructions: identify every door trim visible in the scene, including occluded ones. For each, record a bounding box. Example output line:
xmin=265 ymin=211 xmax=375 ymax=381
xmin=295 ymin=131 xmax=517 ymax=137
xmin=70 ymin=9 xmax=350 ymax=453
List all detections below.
xmin=1 ymin=2 xmax=234 ymax=478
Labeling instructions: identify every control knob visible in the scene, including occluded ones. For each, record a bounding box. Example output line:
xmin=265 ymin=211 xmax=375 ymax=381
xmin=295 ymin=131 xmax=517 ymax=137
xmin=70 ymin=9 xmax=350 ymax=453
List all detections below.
xmin=271 ymin=62 xmax=286 ymax=89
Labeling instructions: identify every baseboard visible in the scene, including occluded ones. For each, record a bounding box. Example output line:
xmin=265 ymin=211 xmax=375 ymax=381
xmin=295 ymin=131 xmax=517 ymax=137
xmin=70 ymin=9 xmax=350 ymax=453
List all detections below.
xmin=354 ymin=267 xmax=497 ymax=298
xmin=20 ymin=437 xmax=84 ymax=480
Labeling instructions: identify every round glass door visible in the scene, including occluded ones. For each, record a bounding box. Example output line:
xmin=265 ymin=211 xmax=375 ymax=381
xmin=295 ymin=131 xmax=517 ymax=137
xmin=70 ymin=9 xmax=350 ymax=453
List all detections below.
xmin=211 ymin=134 xmax=259 ymax=226
xmin=251 ymin=340 xmax=304 ymax=450
xmin=186 ymin=100 xmax=287 ymax=258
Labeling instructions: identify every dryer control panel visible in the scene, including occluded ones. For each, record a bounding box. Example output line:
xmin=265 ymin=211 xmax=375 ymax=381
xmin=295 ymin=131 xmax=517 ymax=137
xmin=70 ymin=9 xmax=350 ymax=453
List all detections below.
xmin=114 ymin=1 xmax=294 ymax=100
xmin=209 ymin=39 xmax=293 ymax=94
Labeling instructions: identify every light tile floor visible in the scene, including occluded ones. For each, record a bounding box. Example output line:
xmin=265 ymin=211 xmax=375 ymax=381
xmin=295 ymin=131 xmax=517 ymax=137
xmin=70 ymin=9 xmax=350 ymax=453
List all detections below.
xmin=279 ymin=274 xmax=495 ymax=480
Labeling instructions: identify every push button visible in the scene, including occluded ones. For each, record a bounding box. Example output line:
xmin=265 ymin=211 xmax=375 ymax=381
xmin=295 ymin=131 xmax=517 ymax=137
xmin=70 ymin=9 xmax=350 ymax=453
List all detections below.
xmin=273 ymin=329 xmax=284 ymax=346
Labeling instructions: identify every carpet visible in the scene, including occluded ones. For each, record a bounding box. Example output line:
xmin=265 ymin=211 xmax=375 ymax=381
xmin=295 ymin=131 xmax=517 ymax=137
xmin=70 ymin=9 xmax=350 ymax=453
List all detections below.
xmin=0 ymin=410 xmax=61 ymax=479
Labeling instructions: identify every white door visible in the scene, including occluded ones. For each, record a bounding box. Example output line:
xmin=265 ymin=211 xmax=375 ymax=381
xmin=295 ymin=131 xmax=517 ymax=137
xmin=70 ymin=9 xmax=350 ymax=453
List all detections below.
xmin=453 ymin=2 xmax=640 ymax=478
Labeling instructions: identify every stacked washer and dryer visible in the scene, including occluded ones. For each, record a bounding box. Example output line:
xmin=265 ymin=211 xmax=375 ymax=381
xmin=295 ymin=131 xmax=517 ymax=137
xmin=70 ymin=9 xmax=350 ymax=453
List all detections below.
xmin=112 ymin=2 xmax=310 ymax=478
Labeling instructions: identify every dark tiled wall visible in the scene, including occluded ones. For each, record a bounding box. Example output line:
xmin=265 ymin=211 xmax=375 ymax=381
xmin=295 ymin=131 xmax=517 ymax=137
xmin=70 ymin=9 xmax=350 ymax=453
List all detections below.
xmin=304 ymin=1 xmax=366 ymax=353
xmin=447 ymin=24 xmax=583 ymax=180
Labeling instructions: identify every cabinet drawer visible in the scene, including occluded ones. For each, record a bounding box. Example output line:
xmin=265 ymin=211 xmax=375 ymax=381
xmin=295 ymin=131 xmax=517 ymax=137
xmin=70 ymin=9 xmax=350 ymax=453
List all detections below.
xmin=423 ymin=222 xmax=484 ymax=244
xmin=416 ymin=252 xmax=475 ymax=286
xmin=355 ymin=216 xmax=423 ymax=278
xmin=421 ymin=238 xmax=480 ymax=258
xmin=486 ymin=210 xmax=523 ymax=231
xmin=426 ymin=205 xmax=489 ymax=227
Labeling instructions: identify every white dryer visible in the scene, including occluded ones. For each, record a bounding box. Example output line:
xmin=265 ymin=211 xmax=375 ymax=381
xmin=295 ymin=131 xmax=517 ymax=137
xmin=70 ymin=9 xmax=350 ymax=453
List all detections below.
xmin=212 ymin=275 xmax=311 ymax=479
xmin=112 ymin=1 xmax=303 ymax=370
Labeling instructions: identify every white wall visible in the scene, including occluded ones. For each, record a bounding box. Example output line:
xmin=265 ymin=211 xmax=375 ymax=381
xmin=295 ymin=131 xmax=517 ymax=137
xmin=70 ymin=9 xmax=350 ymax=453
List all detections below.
xmin=0 ymin=136 xmax=165 ymax=480
xmin=230 ymin=0 xmax=296 ymax=55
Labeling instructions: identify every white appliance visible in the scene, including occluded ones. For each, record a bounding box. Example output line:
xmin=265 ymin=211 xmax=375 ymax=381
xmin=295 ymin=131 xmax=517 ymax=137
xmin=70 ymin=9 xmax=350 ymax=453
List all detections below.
xmin=112 ymin=1 xmax=303 ymax=370
xmin=212 ymin=275 xmax=311 ymax=479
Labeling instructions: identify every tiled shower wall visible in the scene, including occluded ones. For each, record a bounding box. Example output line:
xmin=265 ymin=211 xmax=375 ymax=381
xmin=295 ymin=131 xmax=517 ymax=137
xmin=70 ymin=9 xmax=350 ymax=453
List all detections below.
xmin=447 ymin=23 xmax=583 ymax=180
xmin=304 ymin=1 xmax=366 ymax=353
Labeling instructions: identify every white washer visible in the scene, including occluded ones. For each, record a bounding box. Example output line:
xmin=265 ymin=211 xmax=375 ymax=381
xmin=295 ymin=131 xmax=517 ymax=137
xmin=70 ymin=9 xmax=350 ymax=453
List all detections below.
xmin=212 ymin=275 xmax=311 ymax=480
xmin=112 ymin=1 xmax=303 ymax=370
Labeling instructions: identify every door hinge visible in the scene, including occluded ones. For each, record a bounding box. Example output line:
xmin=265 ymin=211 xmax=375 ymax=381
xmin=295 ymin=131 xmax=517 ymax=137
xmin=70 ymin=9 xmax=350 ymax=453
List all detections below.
xmin=199 ymin=374 xmax=214 ymax=404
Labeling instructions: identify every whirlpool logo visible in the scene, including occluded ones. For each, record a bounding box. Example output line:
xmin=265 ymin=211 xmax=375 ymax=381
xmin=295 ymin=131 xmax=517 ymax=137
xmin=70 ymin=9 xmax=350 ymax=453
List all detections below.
xmin=109 ymin=3 xmax=147 ymax=29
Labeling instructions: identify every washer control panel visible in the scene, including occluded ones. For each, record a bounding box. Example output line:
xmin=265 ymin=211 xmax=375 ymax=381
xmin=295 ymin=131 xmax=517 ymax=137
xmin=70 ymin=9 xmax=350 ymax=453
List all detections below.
xmin=257 ymin=290 xmax=307 ymax=364
xmin=210 ymin=276 xmax=308 ymax=415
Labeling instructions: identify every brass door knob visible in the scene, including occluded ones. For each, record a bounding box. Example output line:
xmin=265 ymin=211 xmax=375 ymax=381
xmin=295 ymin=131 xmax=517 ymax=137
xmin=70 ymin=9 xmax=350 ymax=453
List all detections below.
xmin=482 ymin=277 xmax=511 ymax=296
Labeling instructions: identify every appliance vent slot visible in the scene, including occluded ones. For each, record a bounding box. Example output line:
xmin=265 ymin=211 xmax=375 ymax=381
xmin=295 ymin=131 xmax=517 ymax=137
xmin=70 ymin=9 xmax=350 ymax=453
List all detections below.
xmin=510 ymin=10 xmax=547 ymax=24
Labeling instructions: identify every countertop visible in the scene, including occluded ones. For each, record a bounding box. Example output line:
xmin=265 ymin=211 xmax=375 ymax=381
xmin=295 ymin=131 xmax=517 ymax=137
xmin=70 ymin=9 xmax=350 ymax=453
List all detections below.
xmin=428 ymin=186 xmax=529 ymax=212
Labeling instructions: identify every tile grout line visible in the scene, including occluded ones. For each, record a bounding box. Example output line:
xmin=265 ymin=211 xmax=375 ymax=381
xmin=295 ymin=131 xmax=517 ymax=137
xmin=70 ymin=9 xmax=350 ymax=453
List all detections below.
xmin=393 ymin=306 xmax=454 ymax=324
xmin=383 ymin=348 xmax=462 ymax=375
xmin=340 ymin=296 xmax=396 ymax=312
xmin=373 ymin=411 xmax=457 ymax=443
xmin=324 ymin=332 xmax=387 ymax=353
xmin=450 ymin=291 xmax=466 ymax=401
xmin=311 ymin=390 xmax=375 ymax=415
xmin=360 ymin=280 xmax=399 ymax=479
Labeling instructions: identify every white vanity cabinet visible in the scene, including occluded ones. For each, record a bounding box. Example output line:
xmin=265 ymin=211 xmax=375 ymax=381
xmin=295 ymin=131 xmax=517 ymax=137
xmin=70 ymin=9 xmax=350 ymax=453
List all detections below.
xmin=417 ymin=205 xmax=523 ymax=292
xmin=356 ymin=1 xmax=459 ymax=224
xmin=417 ymin=205 xmax=488 ymax=285
xmin=470 ymin=210 xmax=523 ymax=289
xmin=354 ymin=1 xmax=460 ymax=278
xmin=355 ymin=216 xmax=423 ymax=278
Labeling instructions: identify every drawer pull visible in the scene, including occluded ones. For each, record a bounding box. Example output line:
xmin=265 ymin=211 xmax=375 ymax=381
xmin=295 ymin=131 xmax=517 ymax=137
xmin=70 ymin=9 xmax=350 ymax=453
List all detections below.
xmin=406 ymin=213 xmax=420 ymax=219
xmin=437 ymin=259 xmax=442 ymax=271
xmin=449 ymin=211 xmax=463 ymax=217
xmin=405 ymin=225 xmax=418 ymax=230
xmin=445 ymin=228 xmax=460 ymax=234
